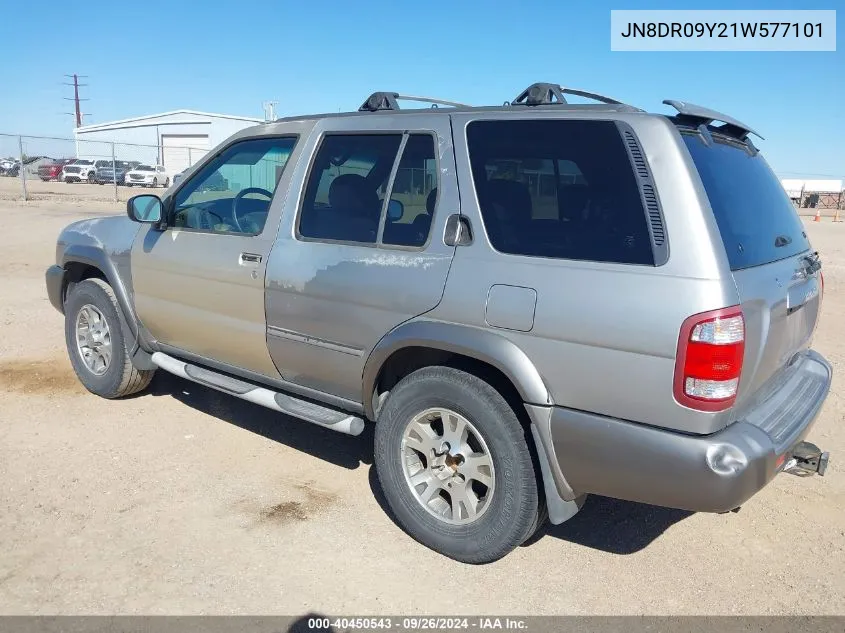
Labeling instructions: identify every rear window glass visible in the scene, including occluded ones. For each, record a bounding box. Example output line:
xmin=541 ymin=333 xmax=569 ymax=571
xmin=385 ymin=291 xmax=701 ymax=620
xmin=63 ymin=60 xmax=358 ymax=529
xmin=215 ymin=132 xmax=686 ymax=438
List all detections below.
xmin=682 ymin=133 xmax=810 ymax=270
xmin=466 ymin=120 xmax=654 ymax=265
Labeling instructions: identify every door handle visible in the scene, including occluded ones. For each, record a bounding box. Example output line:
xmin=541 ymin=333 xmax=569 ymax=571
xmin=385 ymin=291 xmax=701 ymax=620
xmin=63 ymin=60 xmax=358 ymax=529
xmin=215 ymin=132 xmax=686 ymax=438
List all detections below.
xmin=444 ymin=214 xmax=473 ymax=246
xmin=239 ymin=252 xmax=263 ymax=265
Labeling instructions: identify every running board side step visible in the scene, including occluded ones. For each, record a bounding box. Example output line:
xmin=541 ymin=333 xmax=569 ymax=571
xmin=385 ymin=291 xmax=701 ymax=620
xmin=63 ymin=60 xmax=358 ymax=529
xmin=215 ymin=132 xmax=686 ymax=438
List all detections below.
xmin=150 ymin=352 xmax=365 ymax=436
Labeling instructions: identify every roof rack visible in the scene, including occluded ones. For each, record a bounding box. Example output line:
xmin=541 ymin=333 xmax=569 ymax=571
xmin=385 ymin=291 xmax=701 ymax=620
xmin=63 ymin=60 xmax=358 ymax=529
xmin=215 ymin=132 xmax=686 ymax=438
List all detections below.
xmin=662 ymin=99 xmax=763 ymax=140
xmin=510 ymin=82 xmax=627 ymax=107
xmin=359 ymin=92 xmax=471 ymax=112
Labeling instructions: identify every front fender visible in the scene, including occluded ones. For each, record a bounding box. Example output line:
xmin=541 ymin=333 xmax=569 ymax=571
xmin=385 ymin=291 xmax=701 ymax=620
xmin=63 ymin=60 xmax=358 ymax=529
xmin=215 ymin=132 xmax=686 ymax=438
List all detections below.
xmin=61 ymin=243 xmax=139 ymax=336
xmin=362 ymin=319 xmax=552 ymax=420
xmin=54 ymin=216 xmax=155 ymax=363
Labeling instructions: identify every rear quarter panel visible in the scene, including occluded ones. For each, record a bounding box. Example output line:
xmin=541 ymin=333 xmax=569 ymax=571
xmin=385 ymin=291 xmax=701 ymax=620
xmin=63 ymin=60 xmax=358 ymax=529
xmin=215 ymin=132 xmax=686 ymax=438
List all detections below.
xmin=435 ymin=110 xmax=740 ymax=434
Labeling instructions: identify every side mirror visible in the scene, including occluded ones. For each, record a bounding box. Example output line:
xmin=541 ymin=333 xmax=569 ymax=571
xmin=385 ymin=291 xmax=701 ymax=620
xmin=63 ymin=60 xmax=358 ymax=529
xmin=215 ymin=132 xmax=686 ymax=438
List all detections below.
xmin=127 ymin=194 xmax=163 ymax=224
xmin=387 ymin=199 xmax=404 ymax=222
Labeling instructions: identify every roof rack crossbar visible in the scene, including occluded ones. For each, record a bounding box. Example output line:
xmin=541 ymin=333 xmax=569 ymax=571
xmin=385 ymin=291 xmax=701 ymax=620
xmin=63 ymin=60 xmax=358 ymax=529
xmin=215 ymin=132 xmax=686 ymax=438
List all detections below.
xmin=662 ymin=99 xmax=763 ymax=140
xmin=511 ymin=83 xmax=627 ymax=107
xmin=359 ymin=92 xmax=471 ymax=112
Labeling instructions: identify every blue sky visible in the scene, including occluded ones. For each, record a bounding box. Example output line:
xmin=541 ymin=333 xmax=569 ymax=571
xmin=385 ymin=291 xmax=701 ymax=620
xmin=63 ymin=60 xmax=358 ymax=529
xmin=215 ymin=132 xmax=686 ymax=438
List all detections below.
xmin=1 ymin=0 xmax=842 ymax=178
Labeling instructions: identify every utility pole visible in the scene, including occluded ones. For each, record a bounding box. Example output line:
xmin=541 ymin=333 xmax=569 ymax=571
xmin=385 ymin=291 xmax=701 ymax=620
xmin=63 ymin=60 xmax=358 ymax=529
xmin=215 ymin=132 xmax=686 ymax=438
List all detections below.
xmin=63 ymin=74 xmax=90 ymax=127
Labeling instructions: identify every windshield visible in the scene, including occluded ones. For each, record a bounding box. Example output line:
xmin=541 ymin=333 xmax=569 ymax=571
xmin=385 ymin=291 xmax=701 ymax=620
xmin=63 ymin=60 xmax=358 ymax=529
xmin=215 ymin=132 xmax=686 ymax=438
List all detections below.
xmin=682 ymin=132 xmax=811 ymax=270
xmin=74 ymin=160 xmax=94 ymax=165
xmin=135 ymin=165 xmax=154 ymax=172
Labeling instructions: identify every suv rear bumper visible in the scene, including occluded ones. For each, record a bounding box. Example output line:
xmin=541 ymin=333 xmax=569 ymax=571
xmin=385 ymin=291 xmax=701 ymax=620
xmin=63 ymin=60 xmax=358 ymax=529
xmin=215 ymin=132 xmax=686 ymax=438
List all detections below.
xmin=546 ymin=350 xmax=832 ymax=513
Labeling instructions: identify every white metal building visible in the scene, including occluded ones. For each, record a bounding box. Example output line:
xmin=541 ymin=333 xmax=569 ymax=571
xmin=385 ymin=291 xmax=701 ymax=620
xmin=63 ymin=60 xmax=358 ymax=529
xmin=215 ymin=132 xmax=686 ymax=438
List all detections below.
xmin=781 ymin=178 xmax=844 ymax=211
xmin=74 ymin=110 xmax=263 ymax=176
xmin=781 ymin=178 xmax=843 ymax=195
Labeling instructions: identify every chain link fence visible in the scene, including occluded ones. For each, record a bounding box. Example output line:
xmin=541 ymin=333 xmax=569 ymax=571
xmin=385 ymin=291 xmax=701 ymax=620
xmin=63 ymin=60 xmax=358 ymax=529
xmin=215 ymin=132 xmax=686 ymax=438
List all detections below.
xmin=3 ymin=132 xmax=844 ymax=218
xmin=782 ymin=184 xmax=845 ymax=219
xmin=0 ymin=133 xmax=208 ymax=202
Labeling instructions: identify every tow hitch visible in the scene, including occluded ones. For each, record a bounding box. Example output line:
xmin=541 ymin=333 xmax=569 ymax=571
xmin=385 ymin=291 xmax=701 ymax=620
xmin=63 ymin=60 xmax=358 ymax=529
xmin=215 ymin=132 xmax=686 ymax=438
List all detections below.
xmin=784 ymin=441 xmax=829 ymax=477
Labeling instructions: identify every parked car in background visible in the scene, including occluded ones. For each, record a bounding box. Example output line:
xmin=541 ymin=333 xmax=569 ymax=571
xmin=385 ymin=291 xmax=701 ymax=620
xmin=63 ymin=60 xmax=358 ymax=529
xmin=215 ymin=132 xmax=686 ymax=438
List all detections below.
xmin=61 ymin=159 xmax=97 ymax=183
xmin=38 ymin=158 xmax=76 ymax=181
xmin=172 ymin=169 xmax=187 ymax=186
xmin=125 ymin=164 xmax=169 ymax=188
xmin=94 ymin=161 xmax=132 ymax=185
xmin=1 ymin=159 xmax=21 ymax=177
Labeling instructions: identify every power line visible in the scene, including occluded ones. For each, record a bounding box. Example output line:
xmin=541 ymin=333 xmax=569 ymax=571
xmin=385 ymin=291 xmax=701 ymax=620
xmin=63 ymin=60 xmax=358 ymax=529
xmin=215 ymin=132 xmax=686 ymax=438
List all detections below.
xmin=62 ymin=74 xmax=90 ymax=127
xmin=777 ymin=171 xmax=843 ymax=178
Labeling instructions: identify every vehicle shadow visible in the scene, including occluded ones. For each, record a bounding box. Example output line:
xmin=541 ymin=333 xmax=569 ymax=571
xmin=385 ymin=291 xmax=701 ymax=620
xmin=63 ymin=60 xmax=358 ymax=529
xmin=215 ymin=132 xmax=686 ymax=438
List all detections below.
xmin=143 ymin=372 xmax=689 ymax=555
xmin=367 ymin=464 xmax=691 ymax=556
xmin=526 ymin=496 xmax=693 ymax=555
xmin=143 ymin=371 xmax=374 ymax=470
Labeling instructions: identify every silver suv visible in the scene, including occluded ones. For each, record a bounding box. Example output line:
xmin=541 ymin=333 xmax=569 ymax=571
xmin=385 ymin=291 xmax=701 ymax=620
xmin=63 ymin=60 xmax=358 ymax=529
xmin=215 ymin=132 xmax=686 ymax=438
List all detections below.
xmin=46 ymin=84 xmax=832 ymax=563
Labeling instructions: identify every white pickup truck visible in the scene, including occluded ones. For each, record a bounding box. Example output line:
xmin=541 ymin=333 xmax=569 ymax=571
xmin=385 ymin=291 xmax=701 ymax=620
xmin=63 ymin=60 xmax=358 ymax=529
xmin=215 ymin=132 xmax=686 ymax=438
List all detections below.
xmin=61 ymin=159 xmax=98 ymax=183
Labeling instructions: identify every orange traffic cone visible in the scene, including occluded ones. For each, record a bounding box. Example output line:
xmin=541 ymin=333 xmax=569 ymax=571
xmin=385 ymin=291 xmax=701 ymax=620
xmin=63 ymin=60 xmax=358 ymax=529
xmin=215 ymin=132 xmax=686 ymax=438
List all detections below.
xmin=813 ymin=208 xmax=822 ymax=222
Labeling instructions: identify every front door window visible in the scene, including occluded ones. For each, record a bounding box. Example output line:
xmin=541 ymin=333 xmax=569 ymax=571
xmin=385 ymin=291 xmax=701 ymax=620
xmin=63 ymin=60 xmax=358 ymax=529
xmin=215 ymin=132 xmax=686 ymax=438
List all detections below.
xmin=172 ymin=137 xmax=298 ymax=235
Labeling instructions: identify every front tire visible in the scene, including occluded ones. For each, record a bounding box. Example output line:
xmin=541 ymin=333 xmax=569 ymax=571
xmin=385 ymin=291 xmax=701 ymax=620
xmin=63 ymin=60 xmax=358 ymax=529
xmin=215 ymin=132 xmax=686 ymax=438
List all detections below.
xmin=374 ymin=366 xmax=540 ymax=564
xmin=152 ymin=177 xmax=158 ymax=187
xmin=64 ymin=278 xmax=155 ymax=399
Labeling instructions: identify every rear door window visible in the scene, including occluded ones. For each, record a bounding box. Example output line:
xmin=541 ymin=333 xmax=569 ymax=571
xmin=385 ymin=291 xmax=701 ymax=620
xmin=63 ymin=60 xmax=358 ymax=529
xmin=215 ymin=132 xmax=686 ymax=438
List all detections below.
xmin=682 ymin=133 xmax=810 ymax=270
xmin=466 ymin=119 xmax=654 ymax=265
xmin=298 ymin=134 xmax=403 ymax=244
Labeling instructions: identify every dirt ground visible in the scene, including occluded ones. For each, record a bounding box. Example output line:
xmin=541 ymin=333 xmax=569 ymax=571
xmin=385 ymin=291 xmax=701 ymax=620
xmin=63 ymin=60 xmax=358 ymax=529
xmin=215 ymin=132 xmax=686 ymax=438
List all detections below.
xmin=1 ymin=187 xmax=844 ymax=615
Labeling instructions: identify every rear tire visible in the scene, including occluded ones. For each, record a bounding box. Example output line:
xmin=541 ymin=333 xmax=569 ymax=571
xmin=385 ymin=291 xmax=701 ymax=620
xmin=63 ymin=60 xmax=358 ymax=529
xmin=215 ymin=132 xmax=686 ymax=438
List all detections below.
xmin=374 ymin=366 xmax=540 ymax=564
xmin=64 ymin=278 xmax=155 ymax=399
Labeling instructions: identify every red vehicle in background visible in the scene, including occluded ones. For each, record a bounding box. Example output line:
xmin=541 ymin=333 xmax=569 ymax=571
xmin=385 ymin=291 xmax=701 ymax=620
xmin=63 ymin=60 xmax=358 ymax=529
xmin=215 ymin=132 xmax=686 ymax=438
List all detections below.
xmin=38 ymin=158 xmax=76 ymax=181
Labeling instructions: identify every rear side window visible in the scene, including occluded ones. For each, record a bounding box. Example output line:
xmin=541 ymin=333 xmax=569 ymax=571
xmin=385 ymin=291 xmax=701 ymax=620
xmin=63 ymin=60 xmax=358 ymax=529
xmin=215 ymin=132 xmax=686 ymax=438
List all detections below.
xmin=466 ymin=119 xmax=653 ymax=265
xmin=682 ymin=133 xmax=810 ymax=270
xmin=298 ymin=133 xmax=439 ymax=248
xmin=299 ymin=134 xmax=403 ymax=244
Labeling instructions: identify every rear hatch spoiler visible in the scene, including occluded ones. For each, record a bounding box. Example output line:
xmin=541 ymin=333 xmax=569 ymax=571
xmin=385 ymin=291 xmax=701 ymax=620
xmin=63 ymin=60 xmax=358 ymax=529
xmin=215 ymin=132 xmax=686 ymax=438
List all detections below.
xmin=663 ymin=99 xmax=763 ymax=142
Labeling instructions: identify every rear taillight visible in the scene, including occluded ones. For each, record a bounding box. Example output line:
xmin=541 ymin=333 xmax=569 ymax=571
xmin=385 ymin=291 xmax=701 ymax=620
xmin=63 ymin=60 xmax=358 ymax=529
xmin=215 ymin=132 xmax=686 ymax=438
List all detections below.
xmin=674 ymin=306 xmax=745 ymax=411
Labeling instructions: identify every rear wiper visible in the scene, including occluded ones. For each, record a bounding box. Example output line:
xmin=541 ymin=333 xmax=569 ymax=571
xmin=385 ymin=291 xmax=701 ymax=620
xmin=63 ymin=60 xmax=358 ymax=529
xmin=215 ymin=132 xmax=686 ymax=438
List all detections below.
xmin=774 ymin=234 xmax=792 ymax=248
